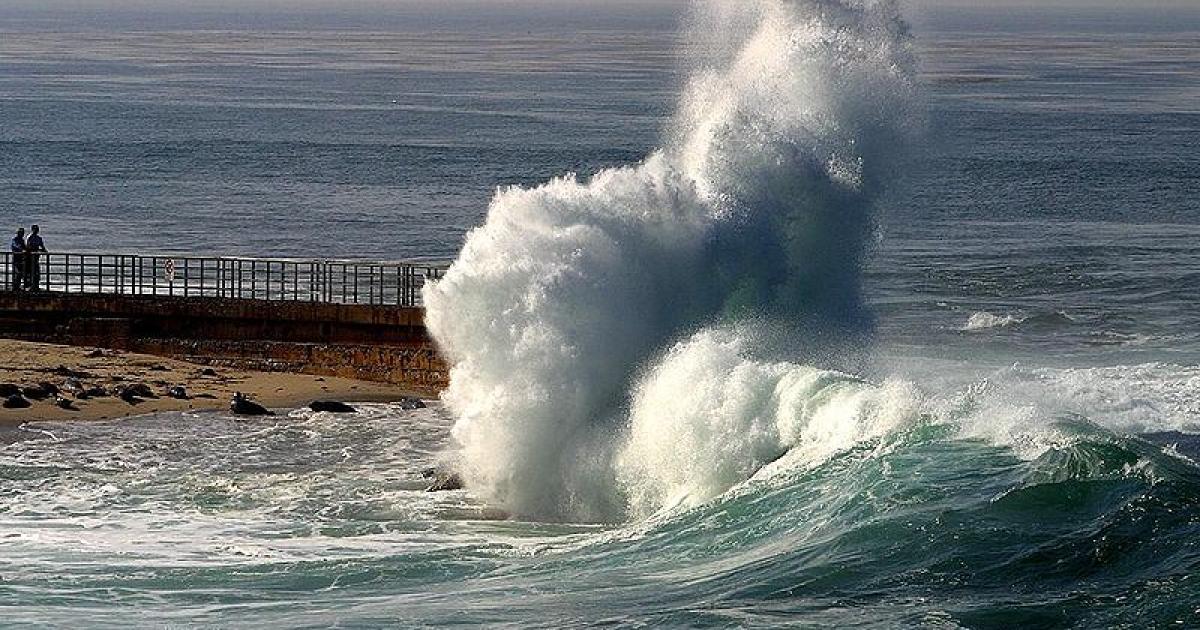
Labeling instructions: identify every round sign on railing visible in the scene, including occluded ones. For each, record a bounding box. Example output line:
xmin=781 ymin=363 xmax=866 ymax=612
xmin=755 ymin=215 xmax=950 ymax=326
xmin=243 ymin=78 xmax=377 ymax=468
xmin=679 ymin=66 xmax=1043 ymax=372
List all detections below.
xmin=163 ymin=258 xmax=176 ymax=283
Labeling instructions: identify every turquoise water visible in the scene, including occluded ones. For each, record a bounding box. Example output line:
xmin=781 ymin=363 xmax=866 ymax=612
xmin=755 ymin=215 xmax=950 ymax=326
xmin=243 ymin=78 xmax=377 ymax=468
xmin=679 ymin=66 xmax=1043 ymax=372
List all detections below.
xmin=3 ymin=406 xmax=1198 ymax=627
xmin=2 ymin=1 xmax=1200 ymax=627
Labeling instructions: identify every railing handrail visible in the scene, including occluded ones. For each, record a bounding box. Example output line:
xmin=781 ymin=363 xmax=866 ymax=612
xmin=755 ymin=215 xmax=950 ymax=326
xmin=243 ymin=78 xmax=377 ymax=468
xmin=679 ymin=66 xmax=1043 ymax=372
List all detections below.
xmin=4 ymin=250 xmax=452 ymax=269
xmin=1 ymin=250 xmax=451 ymax=307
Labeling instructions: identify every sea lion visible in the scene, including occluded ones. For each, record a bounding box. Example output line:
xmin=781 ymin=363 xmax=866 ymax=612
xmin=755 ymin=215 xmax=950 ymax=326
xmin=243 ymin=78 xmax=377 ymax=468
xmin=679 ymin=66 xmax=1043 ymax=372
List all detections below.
xmin=117 ymin=388 xmax=143 ymax=405
xmin=309 ymin=400 xmax=357 ymax=413
xmin=166 ymin=386 xmax=189 ymax=400
xmin=2 ymin=395 xmax=31 ymax=409
xmin=21 ymin=385 xmax=52 ymax=400
xmin=230 ymin=392 xmax=272 ymax=416
xmin=122 ymin=383 xmax=156 ymax=399
xmin=62 ymin=378 xmax=85 ymax=397
xmin=421 ymin=467 xmax=465 ymax=492
xmin=399 ymin=396 xmax=427 ymax=410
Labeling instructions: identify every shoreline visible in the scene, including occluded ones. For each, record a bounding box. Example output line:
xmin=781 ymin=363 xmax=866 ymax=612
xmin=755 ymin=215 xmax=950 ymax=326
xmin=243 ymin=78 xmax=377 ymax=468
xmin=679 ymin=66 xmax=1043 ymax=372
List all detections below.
xmin=0 ymin=339 xmax=429 ymax=424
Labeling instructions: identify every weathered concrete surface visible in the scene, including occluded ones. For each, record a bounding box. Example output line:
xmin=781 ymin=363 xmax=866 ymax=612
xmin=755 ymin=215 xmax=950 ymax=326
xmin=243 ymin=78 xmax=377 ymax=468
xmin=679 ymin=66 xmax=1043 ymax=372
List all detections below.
xmin=0 ymin=292 xmax=447 ymax=393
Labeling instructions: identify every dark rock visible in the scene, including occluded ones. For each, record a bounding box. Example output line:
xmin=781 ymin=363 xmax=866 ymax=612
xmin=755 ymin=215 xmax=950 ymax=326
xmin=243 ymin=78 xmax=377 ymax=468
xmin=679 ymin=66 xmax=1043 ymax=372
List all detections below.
xmin=85 ymin=349 xmax=105 ymax=358
xmin=309 ymin=400 xmax=358 ymax=414
xmin=193 ymin=393 xmax=218 ymax=400
xmin=149 ymin=365 xmax=170 ymax=372
xmin=399 ymin=396 xmax=427 ymax=410
xmin=0 ymin=384 xmax=20 ymax=397
xmin=166 ymin=386 xmax=189 ymax=400
xmin=118 ymin=389 xmax=143 ymax=405
xmin=54 ymin=396 xmax=76 ymax=411
xmin=3 ymin=395 xmax=31 ymax=409
xmin=201 ymin=368 xmax=218 ymax=377
xmin=230 ymin=392 xmax=272 ymax=416
xmin=39 ymin=382 xmax=60 ymax=396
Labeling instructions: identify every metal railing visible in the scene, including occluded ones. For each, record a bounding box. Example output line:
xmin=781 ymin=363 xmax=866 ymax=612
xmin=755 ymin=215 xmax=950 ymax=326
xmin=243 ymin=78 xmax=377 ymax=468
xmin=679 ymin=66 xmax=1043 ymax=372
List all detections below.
xmin=1 ymin=251 xmax=448 ymax=307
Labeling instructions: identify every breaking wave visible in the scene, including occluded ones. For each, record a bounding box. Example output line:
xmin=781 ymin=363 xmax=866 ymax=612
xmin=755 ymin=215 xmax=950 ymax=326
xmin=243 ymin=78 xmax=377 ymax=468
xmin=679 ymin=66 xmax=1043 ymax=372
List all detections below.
xmin=425 ymin=0 xmax=918 ymax=521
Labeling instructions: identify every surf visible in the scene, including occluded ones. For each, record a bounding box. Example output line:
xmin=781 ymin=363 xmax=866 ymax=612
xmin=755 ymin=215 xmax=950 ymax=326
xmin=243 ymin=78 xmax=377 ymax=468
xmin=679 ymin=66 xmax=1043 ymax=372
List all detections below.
xmin=423 ymin=0 xmax=919 ymax=522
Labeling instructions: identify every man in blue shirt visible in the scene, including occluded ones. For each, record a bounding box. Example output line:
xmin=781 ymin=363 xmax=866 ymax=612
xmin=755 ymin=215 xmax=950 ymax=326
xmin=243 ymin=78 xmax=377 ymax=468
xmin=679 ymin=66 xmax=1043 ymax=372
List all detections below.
xmin=9 ymin=227 xmax=25 ymax=291
xmin=25 ymin=224 xmax=46 ymax=291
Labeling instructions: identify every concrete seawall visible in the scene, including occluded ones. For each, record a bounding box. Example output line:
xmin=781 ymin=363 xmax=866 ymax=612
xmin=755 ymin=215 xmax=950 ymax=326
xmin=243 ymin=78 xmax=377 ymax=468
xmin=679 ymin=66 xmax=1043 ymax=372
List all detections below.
xmin=0 ymin=293 xmax=448 ymax=394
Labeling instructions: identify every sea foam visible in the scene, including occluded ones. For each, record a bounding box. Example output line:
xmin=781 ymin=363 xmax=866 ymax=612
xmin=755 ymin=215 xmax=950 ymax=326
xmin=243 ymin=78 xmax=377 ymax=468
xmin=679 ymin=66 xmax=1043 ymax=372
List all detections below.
xmin=424 ymin=0 xmax=919 ymax=521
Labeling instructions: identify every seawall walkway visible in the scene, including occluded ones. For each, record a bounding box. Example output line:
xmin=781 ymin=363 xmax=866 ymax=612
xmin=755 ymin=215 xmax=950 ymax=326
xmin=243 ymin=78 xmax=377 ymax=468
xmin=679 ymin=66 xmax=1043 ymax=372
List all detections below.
xmin=0 ymin=252 xmax=450 ymax=394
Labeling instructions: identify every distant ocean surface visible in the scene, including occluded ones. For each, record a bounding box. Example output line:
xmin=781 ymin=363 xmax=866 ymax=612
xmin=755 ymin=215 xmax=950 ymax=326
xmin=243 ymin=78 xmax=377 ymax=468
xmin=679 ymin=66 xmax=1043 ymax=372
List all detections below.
xmin=3 ymin=3 xmax=1200 ymax=628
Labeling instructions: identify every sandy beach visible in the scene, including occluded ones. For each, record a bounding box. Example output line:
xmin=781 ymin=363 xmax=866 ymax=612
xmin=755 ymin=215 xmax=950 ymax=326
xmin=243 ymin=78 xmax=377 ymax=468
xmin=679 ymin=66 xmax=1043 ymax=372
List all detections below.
xmin=0 ymin=339 xmax=425 ymax=424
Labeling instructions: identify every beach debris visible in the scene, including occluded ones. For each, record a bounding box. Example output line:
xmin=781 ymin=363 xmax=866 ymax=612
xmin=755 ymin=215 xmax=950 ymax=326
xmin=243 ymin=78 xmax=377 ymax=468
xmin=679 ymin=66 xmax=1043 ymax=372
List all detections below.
xmin=309 ymin=400 xmax=358 ymax=414
xmin=399 ymin=396 xmax=427 ymax=410
xmin=422 ymin=468 xmax=465 ymax=492
xmin=2 ymin=395 xmax=31 ymax=409
xmin=0 ymin=384 xmax=20 ymax=398
xmin=230 ymin=392 xmax=272 ymax=416
xmin=54 ymin=395 xmax=76 ymax=411
xmin=166 ymin=386 xmax=189 ymax=400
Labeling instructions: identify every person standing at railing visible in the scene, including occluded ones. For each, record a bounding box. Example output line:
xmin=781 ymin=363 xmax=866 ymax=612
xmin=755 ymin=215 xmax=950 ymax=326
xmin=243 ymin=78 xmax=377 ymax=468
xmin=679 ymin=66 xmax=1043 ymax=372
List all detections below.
xmin=24 ymin=224 xmax=46 ymax=291
xmin=9 ymin=227 xmax=26 ymax=292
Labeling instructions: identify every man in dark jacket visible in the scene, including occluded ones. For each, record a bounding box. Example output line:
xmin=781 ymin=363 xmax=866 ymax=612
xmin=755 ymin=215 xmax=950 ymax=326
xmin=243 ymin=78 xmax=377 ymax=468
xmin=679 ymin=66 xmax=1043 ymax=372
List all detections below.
xmin=25 ymin=224 xmax=46 ymax=291
xmin=9 ymin=228 xmax=25 ymax=291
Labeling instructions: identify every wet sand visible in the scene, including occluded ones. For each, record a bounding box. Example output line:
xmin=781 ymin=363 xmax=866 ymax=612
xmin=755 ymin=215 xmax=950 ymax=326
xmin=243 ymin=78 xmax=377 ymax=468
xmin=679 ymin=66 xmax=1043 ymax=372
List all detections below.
xmin=0 ymin=340 xmax=423 ymax=424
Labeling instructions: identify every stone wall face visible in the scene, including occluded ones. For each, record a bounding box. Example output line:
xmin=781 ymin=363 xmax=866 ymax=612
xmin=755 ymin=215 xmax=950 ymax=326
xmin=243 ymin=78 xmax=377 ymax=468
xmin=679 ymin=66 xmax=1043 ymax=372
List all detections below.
xmin=0 ymin=293 xmax=447 ymax=393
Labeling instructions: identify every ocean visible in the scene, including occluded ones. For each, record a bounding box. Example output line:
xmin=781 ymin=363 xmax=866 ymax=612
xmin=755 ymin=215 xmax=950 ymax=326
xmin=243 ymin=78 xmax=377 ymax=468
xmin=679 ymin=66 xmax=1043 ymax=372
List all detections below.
xmin=2 ymin=1 xmax=1200 ymax=627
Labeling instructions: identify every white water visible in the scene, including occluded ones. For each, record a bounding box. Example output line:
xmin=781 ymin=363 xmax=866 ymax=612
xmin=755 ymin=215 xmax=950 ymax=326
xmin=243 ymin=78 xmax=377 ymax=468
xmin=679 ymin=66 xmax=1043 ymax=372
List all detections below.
xmin=424 ymin=0 xmax=919 ymax=522
xmin=962 ymin=311 xmax=1024 ymax=331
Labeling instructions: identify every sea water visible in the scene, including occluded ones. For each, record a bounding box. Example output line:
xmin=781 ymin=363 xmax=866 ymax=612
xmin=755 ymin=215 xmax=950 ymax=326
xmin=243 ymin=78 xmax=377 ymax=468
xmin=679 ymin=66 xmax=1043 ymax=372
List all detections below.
xmin=2 ymin=1 xmax=1200 ymax=627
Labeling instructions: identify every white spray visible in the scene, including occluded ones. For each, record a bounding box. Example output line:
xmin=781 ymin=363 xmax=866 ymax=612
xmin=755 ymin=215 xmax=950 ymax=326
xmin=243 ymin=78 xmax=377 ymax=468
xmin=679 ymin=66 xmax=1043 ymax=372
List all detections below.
xmin=424 ymin=0 xmax=919 ymax=522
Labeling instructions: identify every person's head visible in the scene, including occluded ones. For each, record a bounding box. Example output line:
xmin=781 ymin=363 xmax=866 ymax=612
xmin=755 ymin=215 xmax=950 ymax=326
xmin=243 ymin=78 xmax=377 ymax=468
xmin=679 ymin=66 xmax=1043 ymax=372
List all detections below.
xmin=16 ymin=228 xmax=23 ymax=237
xmin=30 ymin=225 xmax=38 ymax=235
